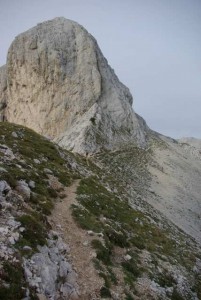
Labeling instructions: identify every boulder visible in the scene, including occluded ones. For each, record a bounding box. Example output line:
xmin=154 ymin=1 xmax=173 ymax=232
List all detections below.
xmin=15 ymin=180 xmax=31 ymax=201
xmin=0 ymin=180 xmax=11 ymax=196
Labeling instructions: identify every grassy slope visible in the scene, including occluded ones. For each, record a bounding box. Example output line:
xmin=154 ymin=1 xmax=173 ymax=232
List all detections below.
xmin=0 ymin=122 xmax=200 ymax=300
xmin=0 ymin=122 xmax=81 ymax=299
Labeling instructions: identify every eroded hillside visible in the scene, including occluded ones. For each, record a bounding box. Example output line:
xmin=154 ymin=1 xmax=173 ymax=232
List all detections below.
xmin=0 ymin=122 xmax=201 ymax=300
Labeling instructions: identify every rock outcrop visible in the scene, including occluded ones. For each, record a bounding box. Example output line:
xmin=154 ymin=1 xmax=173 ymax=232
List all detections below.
xmin=179 ymin=137 xmax=201 ymax=150
xmin=0 ymin=17 xmax=148 ymax=154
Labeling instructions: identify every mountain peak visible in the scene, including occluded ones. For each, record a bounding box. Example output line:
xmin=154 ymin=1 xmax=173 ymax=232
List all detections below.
xmin=0 ymin=17 xmax=148 ymax=154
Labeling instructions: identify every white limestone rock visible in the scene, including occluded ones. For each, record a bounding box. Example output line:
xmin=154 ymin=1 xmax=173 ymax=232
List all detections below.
xmin=15 ymin=180 xmax=31 ymax=201
xmin=0 ymin=180 xmax=11 ymax=195
xmin=1 ymin=17 xmax=148 ymax=154
xmin=23 ymin=238 xmax=79 ymax=299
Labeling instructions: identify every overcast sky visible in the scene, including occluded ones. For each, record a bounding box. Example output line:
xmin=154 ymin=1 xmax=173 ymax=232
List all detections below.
xmin=0 ymin=0 xmax=201 ymax=138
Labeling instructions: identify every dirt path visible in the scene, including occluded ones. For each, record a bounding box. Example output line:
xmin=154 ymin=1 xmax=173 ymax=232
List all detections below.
xmin=49 ymin=180 xmax=103 ymax=300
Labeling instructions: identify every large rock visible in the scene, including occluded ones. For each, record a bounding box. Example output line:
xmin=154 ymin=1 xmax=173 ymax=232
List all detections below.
xmin=1 ymin=17 xmax=148 ymax=154
xmin=0 ymin=180 xmax=11 ymax=196
xmin=23 ymin=239 xmax=79 ymax=299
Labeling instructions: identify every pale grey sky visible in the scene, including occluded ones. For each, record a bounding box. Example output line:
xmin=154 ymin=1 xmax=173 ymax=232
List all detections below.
xmin=0 ymin=0 xmax=201 ymax=138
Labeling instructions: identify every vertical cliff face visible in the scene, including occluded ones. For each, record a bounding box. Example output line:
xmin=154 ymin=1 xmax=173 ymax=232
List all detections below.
xmin=0 ymin=17 xmax=148 ymax=154
xmin=0 ymin=65 xmax=7 ymax=121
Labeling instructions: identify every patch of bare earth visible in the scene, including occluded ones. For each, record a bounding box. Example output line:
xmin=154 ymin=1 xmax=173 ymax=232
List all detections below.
xmin=49 ymin=180 xmax=104 ymax=300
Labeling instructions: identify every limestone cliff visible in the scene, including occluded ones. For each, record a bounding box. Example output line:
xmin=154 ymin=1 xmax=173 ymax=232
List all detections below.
xmin=0 ymin=17 xmax=148 ymax=154
xmin=0 ymin=65 xmax=7 ymax=121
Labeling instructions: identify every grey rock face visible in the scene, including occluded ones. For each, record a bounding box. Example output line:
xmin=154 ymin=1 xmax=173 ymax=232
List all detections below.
xmin=24 ymin=236 xmax=79 ymax=299
xmin=0 ymin=180 xmax=11 ymax=196
xmin=0 ymin=65 xmax=7 ymax=121
xmin=28 ymin=180 xmax=35 ymax=189
xmin=0 ymin=144 xmax=15 ymax=160
xmin=16 ymin=180 xmax=31 ymax=201
xmin=1 ymin=17 xmax=148 ymax=154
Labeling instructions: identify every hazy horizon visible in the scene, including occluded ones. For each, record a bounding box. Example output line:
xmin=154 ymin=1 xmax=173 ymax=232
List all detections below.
xmin=0 ymin=0 xmax=201 ymax=139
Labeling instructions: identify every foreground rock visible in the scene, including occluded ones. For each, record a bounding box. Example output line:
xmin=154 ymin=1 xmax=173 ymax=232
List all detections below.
xmin=0 ymin=17 xmax=148 ymax=154
xmin=24 ymin=234 xmax=79 ymax=300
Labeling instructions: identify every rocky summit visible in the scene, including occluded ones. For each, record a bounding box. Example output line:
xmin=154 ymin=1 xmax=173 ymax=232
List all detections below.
xmin=0 ymin=17 xmax=201 ymax=300
xmin=0 ymin=17 xmax=148 ymax=154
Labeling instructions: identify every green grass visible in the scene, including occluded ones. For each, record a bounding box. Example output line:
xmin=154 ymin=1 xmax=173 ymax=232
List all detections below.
xmin=0 ymin=262 xmax=27 ymax=300
xmin=16 ymin=213 xmax=47 ymax=251
xmin=0 ymin=122 xmax=86 ymax=299
xmin=156 ymin=272 xmax=176 ymax=288
xmin=99 ymin=272 xmax=111 ymax=288
xmin=91 ymin=239 xmax=112 ymax=265
xmin=0 ymin=122 xmax=75 ymax=187
xmin=74 ymin=177 xmax=182 ymax=259
xmin=72 ymin=175 xmax=201 ymax=298
xmin=125 ymin=293 xmax=134 ymax=300
xmin=100 ymin=286 xmax=111 ymax=298
xmin=1 ymin=172 xmax=17 ymax=188
xmin=0 ymin=261 xmax=38 ymax=300
xmin=121 ymin=260 xmax=140 ymax=279
xmin=171 ymin=288 xmax=185 ymax=300
xmin=72 ymin=205 xmax=102 ymax=232
xmin=0 ymin=121 xmax=80 ymax=221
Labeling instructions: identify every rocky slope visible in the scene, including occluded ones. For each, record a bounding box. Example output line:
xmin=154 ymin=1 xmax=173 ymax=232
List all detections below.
xmin=148 ymin=135 xmax=201 ymax=245
xmin=0 ymin=17 xmax=148 ymax=154
xmin=0 ymin=122 xmax=201 ymax=300
xmin=179 ymin=137 xmax=201 ymax=151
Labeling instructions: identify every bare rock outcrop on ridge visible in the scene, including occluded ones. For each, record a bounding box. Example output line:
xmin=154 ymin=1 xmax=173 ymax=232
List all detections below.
xmin=179 ymin=137 xmax=201 ymax=150
xmin=0 ymin=17 xmax=148 ymax=154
